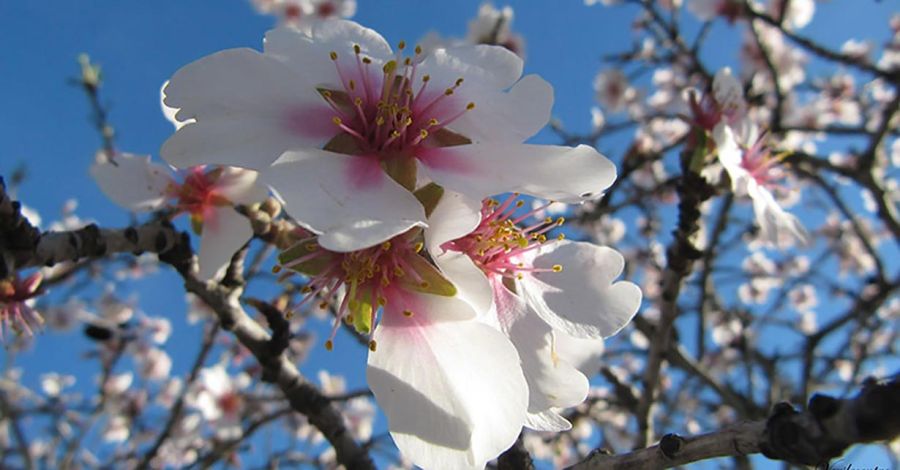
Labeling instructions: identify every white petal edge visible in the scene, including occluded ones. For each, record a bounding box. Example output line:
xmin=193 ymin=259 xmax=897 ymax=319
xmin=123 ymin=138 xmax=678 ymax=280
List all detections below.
xmin=263 ymin=149 xmax=427 ymax=252
xmin=425 ymin=189 xmax=482 ymax=251
xmin=494 ymin=280 xmax=589 ymax=415
xmin=197 ymin=206 xmax=252 ymax=281
xmin=161 ymin=48 xmax=329 ymax=169
xmin=90 ymin=153 xmax=172 ymax=212
xmin=367 ymin=293 xmax=527 ymax=470
xmin=450 ymin=74 xmax=553 ymax=144
xmin=422 ymin=143 xmax=616 ymax=204
xmin=521 ymin=241 xmax=642 ymax=339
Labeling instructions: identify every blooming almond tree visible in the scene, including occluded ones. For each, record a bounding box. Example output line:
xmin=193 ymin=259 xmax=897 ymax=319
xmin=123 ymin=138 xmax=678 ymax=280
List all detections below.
xmin=0 ymin=2 xmax=898 ymax=470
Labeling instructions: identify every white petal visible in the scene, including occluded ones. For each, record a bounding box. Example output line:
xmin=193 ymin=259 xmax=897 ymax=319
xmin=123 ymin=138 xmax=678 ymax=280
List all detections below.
xmin=421 ymin=143 xmax=616 ymax=203
xmin=161 ymin=48 xmax=330 ymax=169
xmin=493 ymin=281 xmax=589 ymax=415
xmin=525 ymin=409 xmax=572 ymax=432
xmin=521 ymin=241 xmax=641 ymax=338
xmin=263 ymin=150 xmax=426 ymax=252
xmin=747 ymin=181 xmax=810 ymax=248
xmin=214 ymin=168 xmax=269 ymax=205
xmin=197 ymin=206 xmax=252 ymax=281
xmin=160 ymin=80 xmax=193 ymax=130
xmin=712 ymin=123 xmax=748 ymax=193
xmin=265 ymin=22 xmax=392 ymax=86
xmin=367 ymin=294 xmax=527 ymax=470
xmin=553 ymin=333 xmax=605 ymax=376
xmin=450 ymin=74 xmax=553 ymax=143
xmin=424 ymin=45 xmax=523 ymax=92
xmin=90 ymin=153 xmax=172 ymax=212
xmin=425 ymin=189 xmax=482 ymax=250
xmin=433 ymin=252 xmax=493 ymax=316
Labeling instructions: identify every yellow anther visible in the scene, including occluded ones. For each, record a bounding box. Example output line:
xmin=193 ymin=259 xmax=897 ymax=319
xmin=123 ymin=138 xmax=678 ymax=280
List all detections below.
xmin=394 ymin=267 xmax=405 ymax=277
xmin=325 ymin=340 xmax=334 ymax=351
xmin=369 ymin=340 xmax=378 ymax=352
xmin=382 ymin=241 xmax=392 ymax=250
xmin=515 ymin=200 xmax=524 ymax=208
xmin=403 ymin=309 xmax=414 ymax=317
xmin=552 ymin=264 xmax=563 ymax=273
xmin=420 ymin=281 xmax=430 ymax=289
xmin=538 ymin=234 xmax=548 ymax=242
xmin=398 ymin=40 xmax=406 ymax=50
xmin=332 ymin=116 xmax=343 ymax=125
xmin=404 ymin=57 xmax=411 ymax=66
xmin=353 ymin=44 xmax=361 ymax=54
xmin=378 ymin=296 xmax=387 ymax=306
xmin=391 ymin=130 xmax=401 ymax=138
xmin=455 ymin=78 xmax=464 ymax=86
xmin=466 ymin=102 xmax=475 ymax=110
xmin=272 ymin=265 xmax=282 ymax=273
xmin=319 ymin=301 xmax=329 ymax=309
xmin=544 ymin=217 xmax=553 ymax=224
xmin=348 ymin=79 xmax=356 ymax=90
xmin=419 ymin=129 xmax=429 ymax=139
xmin=301 ymin=285 xmax=313 ymax=293
xmin=428 ymin=118 xmax=439 ymax=126
xmin=285 ymin=311 xmax=294 ymax=320
xmin=362 ymin=57 xmax=372 ymax=64
xmin=305 ymin=243 xmax=317 ymax=251
xmin=322 ymin=90 xmax=332 ymax=98
xmin=383 ymin=60 xmax=397 ymax=74
xmin=516 ymin=273 xmax=524 ymax=280
xmin=444 ymin=88 xmax=454 ymax=96
xmin=414 ymin=242 xmax=424 ymax=253
xmin=556 ymin=217 xmax=565 ymax=226
xmin=354 ymin=97 xmax=363 ymax=106
xmin=376 ymin=116 xmax=385 ymax=126
xmin=557 ymin=233 xmax=566 ymax=240
xmin=422 ymin=75 xmax=430 ymax=82
xmin=415 ymin=45 xmax=422 ymax=54
xmin=330 ymin=51 xmax=338 ymax=60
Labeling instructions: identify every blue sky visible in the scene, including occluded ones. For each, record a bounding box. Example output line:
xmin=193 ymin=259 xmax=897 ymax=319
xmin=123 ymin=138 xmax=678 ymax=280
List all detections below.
xmin=1 ymin=1 xmax=897 ymax=468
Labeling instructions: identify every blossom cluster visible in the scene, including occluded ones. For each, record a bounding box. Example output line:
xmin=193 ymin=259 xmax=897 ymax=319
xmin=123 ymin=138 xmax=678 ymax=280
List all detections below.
xmin=83 ymin=14 xmax=643 ymax=469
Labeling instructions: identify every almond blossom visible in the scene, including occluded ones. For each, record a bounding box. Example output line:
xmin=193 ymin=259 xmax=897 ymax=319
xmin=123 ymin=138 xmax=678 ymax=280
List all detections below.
xmin=0 ymin=272 xmax=45 ymax=340
xmin=252 ymin=0 xmax=356 ymax=27
xmin=161 ymin=20 xmax=614 ymax=252
xmin=426 ymin=191 xmax=641 ymax=431
xmin=90 ymin=153 xmax=267 ymax=280
xmin=276 ymin=220 xmax=528 ymax=469
xmin=713 ymin=123 xmax=809 ymax=247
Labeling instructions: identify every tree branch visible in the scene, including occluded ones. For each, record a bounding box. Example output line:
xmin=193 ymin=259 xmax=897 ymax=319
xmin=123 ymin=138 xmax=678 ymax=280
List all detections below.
xmin=569 ymin=376 xmax=900 ymax=469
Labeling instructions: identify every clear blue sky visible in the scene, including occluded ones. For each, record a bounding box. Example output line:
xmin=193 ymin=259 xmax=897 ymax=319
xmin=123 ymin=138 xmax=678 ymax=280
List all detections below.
xmin=1 ymin=1 xmax=896 ymax=468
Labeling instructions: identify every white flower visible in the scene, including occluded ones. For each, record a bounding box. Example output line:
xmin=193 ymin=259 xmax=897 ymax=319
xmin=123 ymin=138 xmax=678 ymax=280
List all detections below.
xmin=40 ymin=373 xmax=75 ymax=397
xmin=767 ymin=0 xmax=814 ymax=30
xmin=465 ymin=3 xmax=526 ymax=57
xmin=189 ymin=365 xmax=249 ymax=440
xmin=161 ymin=21 xmax=613 ymax=252
xmin=277 ymin=223 xmax=529 ymax=469
xmin=594 ymin=69 xmax=638 ymax=113
xmin=90 ymin=153 xmax=268 ymax=280
xmin=713 ymin=123 xmax=809 ymax=248
xmin=252 ymin=0 xmax=356 ymax=28
xmin=426 ymin=192 xmax=641 ymax=431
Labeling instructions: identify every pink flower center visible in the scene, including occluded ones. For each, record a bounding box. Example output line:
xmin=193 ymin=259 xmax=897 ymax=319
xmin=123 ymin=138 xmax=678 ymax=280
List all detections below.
xmin=165 ymin=167 xmax=230 ymax=219
xmin=443 ymin=196 xmax=564 ymax=280
xmin=740 ymin=133 xmax=786 ymax=188
xmin=322 ymin=44 xmax=475 ymax=161
xmin=217 ymin=391 xmax=243 ymax=416
xmin=0 ymin=273 xmax=44 ymax=339
xmin=277 ymin=230 xmax=437 ymax=350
